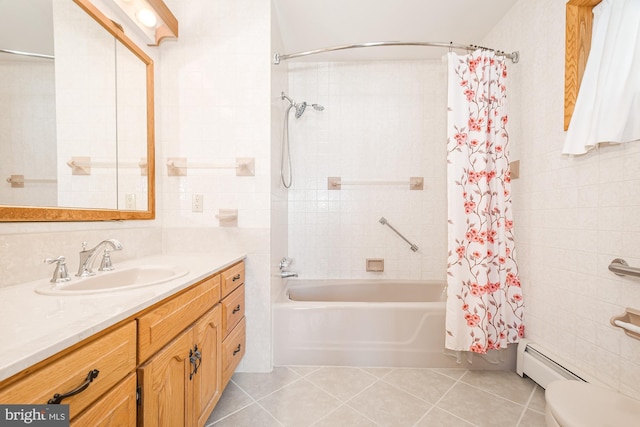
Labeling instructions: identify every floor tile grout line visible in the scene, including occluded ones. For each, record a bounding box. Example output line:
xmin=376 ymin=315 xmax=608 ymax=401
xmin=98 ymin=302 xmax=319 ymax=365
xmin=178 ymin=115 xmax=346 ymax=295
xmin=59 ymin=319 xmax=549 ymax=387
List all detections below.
xmin=257 ymin=375 xmax=353 ymax=426
xmin=232 ymin=367 xmax=306 ymax=401
xmin=309 ymin=402 xmax=383 ymax=427
xmin=215 ymin=368 xmax=307 ymax=424
xmin=303 ymin=366 xmax=385 ymax=398
xmin=457 ymin=372 xmax=537 ymax=408
xmin=410 ymin=369 xmax=479 ymax=427
xmin=314 ymin=372 xmax=387 ymax=426
xmin=210 ymin=378 xmax=276 ymax=426
xmin=327 ymin=373 xmax=395 ymax=426
xmin=514 ymin=384 xmax=540 ymax=427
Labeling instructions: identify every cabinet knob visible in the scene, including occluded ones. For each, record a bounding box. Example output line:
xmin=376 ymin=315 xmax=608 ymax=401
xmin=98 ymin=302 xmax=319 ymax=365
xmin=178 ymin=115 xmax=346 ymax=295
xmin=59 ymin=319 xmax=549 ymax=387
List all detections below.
xmin=232 ymin=304 xmax=241 ymax=314
xmin=232 ymin=273 xmax=241 ymax=282
xmin=48 ymin=369 xmax=99 ymax=404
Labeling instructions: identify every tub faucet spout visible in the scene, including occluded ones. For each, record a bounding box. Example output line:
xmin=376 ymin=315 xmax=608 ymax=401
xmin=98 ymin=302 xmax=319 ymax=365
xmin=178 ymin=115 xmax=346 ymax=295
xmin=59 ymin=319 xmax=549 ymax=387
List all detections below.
xmin=281 ymin=271 xmax=298 ymax=278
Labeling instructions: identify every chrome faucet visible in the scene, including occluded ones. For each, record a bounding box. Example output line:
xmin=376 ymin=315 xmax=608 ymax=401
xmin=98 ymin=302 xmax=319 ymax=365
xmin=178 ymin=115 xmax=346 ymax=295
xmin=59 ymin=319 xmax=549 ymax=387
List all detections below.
xmin=279 ymin=257 xmax=298 ymax=278
xmin=76 ymin=239 xmax=123 ymax=277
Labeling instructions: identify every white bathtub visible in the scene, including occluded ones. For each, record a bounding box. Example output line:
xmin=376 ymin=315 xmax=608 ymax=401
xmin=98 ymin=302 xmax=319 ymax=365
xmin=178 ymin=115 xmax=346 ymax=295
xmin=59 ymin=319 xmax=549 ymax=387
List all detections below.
xmin=273 ymin=279 xmax=515 ymax=369
xmin=273 ymin=279 xmax=449 ymax=367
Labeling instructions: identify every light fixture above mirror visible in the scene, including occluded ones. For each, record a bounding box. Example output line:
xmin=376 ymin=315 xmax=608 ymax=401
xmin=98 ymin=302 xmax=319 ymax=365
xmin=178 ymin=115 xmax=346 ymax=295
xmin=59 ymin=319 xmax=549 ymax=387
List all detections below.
xmin=110 ymin=0 xmax=178 ymax=45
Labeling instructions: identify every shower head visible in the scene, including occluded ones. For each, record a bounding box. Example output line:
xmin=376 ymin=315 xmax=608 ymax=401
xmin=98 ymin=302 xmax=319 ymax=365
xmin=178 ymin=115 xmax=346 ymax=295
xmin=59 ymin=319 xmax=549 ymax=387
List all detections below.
xmin=281 ymin=92 xmax=325 ymax=119
xmin=295 ymin=102 xmax=307 ymax=118
xmin=294 ymin=101 xmax=325 ymax=118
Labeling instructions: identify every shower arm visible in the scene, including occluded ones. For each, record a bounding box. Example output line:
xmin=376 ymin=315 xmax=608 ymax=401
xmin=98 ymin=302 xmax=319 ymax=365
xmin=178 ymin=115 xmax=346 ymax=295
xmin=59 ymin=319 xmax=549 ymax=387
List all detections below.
xmin=379 ymin=217 xmax=419 ymax=252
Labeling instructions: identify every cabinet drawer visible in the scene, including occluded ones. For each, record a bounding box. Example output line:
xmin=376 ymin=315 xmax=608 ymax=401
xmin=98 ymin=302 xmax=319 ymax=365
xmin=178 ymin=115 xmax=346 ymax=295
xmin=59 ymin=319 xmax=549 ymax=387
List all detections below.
xmin=71 ymin=373 xmax=137 ymax=427
xmin=220 ymin=261 xmax=244 ymax=298
xmin=222 ymin=317 xmax=246 ymax=388
xmin=0 ymin=321 xmax=136 ymax=420
xmin=221 ymin=284 xmax=244 ymax=338
xmin=138 ymin=274 xmax=221 ymax=363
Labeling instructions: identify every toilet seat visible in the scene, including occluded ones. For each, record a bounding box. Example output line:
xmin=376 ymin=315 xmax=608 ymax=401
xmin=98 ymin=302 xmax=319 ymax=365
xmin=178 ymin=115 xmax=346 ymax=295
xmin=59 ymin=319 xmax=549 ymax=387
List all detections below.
xmin=545 ymin=380 xmax=640 ymax=427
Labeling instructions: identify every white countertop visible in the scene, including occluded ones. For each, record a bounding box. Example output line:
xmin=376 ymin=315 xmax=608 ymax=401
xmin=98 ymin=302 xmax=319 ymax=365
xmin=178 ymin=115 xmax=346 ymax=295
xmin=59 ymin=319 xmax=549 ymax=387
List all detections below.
xmin=0 ymin=252 xmax=246 ymax=383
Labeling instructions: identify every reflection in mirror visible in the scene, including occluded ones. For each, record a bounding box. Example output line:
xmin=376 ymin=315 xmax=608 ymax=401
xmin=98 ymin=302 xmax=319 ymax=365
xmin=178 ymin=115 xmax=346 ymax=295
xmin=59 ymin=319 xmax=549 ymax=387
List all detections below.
xmin=0 ymin=0 xmax=58 ymax=207
xmin=54 ymin=0 xmax=118 ymax=209
xmin=0 ymin=0 xmax=156 ymax=221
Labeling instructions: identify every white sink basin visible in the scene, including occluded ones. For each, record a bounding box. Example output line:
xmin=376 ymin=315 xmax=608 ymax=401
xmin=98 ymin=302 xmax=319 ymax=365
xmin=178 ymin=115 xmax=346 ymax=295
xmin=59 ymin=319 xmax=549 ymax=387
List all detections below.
xmin=35 ymin=265 xmax=189 ymax=296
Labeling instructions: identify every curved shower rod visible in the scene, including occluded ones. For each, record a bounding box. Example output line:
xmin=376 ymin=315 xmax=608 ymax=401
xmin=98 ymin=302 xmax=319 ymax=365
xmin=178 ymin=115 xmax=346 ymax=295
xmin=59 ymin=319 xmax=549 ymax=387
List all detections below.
xmin=0 ymin=48 xmax=54 ymax=60
xmin=273 ymin=41 xmax=520 ymax=65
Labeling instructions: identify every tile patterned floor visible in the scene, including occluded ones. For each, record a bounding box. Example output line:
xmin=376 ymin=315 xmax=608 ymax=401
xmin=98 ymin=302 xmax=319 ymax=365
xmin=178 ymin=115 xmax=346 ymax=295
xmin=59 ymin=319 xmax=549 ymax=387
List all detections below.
xmin=205 ymin=367 xmax=547 ymax=427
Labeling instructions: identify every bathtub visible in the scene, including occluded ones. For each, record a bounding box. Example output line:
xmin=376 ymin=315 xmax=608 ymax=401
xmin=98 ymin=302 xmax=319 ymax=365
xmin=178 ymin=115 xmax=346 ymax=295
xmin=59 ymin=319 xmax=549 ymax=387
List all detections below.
xmin=273 ymin=279 xmax=449 ymax=367
xmin=273 ymin=279 xmax=515 ymax=369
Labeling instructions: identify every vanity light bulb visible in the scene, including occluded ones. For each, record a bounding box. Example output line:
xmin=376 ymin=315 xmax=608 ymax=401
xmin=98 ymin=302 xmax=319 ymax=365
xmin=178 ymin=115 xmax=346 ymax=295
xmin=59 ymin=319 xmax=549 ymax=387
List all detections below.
xmin=136 ymin=8 xmax=157 ymax=28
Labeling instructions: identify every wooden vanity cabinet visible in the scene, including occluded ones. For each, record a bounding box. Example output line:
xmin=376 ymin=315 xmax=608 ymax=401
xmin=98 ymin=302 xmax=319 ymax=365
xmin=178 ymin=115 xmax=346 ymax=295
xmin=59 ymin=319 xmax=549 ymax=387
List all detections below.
xmin=0 ymin=260 xmax=245 ymax=427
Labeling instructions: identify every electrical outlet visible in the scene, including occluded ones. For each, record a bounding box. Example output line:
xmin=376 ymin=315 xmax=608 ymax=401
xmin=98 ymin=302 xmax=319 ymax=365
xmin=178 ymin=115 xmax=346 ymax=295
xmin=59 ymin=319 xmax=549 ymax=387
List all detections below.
xmin=192 ymin=194 xmax=203 ymax=212
xmin=125 ymin=194 xmax=136 ymax=210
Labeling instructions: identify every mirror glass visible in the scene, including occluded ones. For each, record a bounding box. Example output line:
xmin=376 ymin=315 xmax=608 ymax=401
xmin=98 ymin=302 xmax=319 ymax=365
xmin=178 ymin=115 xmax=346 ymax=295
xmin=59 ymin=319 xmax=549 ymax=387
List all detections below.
xmin=0 ymin=0 xmax=154 ymax=220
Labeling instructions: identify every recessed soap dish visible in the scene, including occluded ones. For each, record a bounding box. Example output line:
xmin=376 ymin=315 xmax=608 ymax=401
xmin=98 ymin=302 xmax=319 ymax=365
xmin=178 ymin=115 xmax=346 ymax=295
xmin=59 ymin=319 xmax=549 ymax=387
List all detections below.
xmin=611 ymin=308 xmax=640 ymax=341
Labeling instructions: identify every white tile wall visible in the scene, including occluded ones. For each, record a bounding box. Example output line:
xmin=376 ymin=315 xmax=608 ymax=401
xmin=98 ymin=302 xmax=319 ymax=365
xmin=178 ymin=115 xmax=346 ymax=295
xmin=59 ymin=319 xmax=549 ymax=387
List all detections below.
xmin=483 ymin=0 xmax=640 ymax=398
xmin=286 ymin=60 xmax=448 ymax=280
xmin=159 ymin=0 xmax=274 ymax=372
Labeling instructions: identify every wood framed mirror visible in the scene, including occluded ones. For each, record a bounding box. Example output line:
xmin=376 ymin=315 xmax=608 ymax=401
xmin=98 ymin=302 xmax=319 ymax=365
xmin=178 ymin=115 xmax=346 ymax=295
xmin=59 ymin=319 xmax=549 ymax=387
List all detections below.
xmin=0 ymin=0 xmax=155 ymax=221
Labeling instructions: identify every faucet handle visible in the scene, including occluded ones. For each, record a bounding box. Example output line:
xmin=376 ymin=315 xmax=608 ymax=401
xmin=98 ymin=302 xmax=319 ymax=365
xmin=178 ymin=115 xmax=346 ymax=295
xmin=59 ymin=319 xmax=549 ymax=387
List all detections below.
xmin=81 ymin=241 xmax=88 ymax=251
xmin=99 ymin=249 xmax=114 ymax=271
xmin=279 ymin=257 xmax=292 ymax=270
xmin=44 ymin=256 xmax=71 ymax=283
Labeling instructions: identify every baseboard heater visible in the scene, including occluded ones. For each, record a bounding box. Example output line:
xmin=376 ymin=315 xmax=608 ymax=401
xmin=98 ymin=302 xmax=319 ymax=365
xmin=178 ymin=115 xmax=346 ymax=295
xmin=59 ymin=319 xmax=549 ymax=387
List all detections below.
xmin=516 ymin=339 xmax=597 ymax=389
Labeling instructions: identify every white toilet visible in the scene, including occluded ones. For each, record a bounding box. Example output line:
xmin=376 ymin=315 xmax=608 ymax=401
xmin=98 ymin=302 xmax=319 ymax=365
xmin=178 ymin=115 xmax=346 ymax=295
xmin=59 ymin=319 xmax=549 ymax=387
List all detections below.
xmin=545 ymin=380 xmax=640 ymax=427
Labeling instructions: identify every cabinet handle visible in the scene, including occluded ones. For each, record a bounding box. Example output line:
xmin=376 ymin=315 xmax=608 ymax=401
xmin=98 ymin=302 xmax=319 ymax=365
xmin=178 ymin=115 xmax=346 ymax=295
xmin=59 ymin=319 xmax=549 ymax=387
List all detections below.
xmin=48 ymin=369 xmax=99 ymax=404
xmin=189 ymin=345 xmax=202 ymax=380
xmin=232 ymin=273 xmax=241 ymax=282
xmin=232 ymin=304 xmax=241 ymax=314
xmin=233 ymin=344 xmax=242 ymax=356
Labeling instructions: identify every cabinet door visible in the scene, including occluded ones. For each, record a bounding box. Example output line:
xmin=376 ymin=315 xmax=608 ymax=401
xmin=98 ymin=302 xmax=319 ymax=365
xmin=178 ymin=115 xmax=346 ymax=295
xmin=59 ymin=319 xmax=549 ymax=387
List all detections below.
xmin=138 ymin=328 xmax=194 ymax=427
xmin=71 ymin=373 xmax=137 ymax=427
xmin=193 ymin=305 xmax=223 ymax=427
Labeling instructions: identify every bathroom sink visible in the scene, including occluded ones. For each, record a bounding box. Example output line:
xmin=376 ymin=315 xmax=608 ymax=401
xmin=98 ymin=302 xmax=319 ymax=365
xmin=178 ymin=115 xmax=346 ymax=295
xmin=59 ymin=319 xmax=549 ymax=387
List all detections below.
xmin=35 ymin=265 xmax=189 ymax=296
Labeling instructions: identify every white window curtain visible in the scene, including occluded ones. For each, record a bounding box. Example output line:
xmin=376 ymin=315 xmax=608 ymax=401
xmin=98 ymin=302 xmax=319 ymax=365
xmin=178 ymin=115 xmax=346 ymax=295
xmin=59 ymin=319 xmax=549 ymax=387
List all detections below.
xmin=562 ymin=0 xmax=640 ymax=155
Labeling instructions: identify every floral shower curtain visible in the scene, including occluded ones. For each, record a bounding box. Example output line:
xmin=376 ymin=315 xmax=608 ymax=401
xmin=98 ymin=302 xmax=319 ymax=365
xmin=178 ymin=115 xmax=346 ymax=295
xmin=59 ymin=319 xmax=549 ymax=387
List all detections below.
xmin=445 ymin=51 xmax=524 ymax=354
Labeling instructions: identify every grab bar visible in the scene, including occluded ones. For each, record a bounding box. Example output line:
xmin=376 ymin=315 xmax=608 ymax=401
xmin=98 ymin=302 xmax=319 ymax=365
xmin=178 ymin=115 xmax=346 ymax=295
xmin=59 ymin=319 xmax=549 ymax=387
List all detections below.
xmin=608 ymin=258 xmax=640 ymax=278
xmin=379 ymin=217 xmax=419 ymax=252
